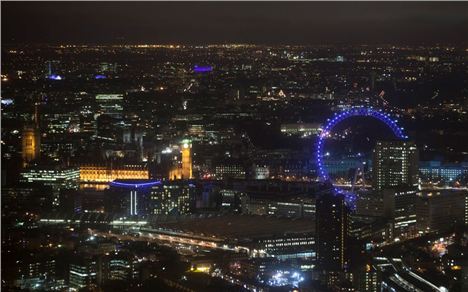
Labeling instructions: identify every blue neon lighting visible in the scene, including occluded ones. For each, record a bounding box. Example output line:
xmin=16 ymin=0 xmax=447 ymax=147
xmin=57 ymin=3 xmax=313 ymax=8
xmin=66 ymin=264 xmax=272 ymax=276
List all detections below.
xmin=193 ymin=65 xmax=212 ymax=73
xmin=109 ymin=180 xmax=161 ymax=189
xmin=48 ymin=75 xmax=63 ymax=80
xmin=95 ymin=74 xmax=107 ymax=79
xmin=316 ymin=106 xmax=408 ymax=206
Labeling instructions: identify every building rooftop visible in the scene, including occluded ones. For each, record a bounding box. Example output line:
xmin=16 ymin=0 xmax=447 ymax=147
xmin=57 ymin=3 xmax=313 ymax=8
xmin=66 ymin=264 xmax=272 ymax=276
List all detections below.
xmin=149 ymin=214 xmax=314 ymax=240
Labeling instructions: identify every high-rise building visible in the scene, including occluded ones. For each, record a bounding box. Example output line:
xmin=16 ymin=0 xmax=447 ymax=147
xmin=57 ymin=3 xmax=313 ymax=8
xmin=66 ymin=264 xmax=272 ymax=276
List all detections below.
xmin=107 ymin=180 xmax=160 ymax=217
xmin=215 ymin=164 xmax=246 ymax=180
xmin=150 ymin=181 xmax=195 ymax=215
xmin=382 ymin=188 xmax=418 ymax=238
xmin=69 ymin=257 xmax=97 ymax=291
xmin=316 ymin=192 xmax=349 ymax=273
xmin=20 ymin=165 xmax=80 ymax=190
xmin=372 ymin=140 xmax=419 ymax=191
xmin=106 ymin=252 xmax=140 ymax=281
xmin=220 ymin=189 xmax=241 ymax=211
xmin=240 ymin=193 xmax=315 ymax=218
xmin=20 ymin=165 xmax=80 ymax=210
xmin=95 ymin=94 xmax=124 ymax=118
xmin=416 ymin=190 xmax=466 ymax=233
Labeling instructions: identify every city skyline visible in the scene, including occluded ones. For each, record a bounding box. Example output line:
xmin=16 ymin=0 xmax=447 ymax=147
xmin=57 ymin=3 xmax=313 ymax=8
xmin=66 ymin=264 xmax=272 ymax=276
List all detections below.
xmin=1 ymin=1 xmax=467 ymax=291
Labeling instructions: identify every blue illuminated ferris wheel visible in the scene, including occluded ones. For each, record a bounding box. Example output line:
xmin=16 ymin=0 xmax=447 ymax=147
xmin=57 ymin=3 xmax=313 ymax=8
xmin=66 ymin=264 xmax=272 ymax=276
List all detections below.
xmin=316 ymin=106 xmax=408 ymax=205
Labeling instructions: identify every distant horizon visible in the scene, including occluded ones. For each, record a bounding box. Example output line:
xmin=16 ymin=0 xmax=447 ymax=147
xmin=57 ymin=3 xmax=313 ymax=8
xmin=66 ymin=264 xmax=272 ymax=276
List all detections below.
xmin=2 ymin=42 xmax=466 ymax=47
xmin=3 ymin=2 xmax=467 ymax=45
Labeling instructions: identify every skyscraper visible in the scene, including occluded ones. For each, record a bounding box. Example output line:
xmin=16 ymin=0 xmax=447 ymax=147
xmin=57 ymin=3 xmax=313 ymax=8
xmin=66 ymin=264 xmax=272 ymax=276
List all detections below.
xmin=69 ymin=256 xmax=97 ymax=290
xmin=316 ymin=192 xmax=349 ymax=272
xmin=372 ymin=140 xmax=419 ymax=191
xmin=150 ymin=181 xmax=194 ymax=215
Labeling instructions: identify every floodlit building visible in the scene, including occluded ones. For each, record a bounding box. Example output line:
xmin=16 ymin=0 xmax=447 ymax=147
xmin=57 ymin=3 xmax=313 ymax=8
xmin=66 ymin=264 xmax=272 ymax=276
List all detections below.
xmin=79 ymin=164 xmax=149 ymax=183
xmin=168 ymin=140 xmax=193 ymax=180
xmin=22 ymin=125 xmax=41 ymax=167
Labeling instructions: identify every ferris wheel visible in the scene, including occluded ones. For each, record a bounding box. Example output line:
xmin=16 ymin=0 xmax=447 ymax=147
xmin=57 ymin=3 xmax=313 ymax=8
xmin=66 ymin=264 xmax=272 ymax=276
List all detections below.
xmin=316 ymin=106 xmax=408 ymax=206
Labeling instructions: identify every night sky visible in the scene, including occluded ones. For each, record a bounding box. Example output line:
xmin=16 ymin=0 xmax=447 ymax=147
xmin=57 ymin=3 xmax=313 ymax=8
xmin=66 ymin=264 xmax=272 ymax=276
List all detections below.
xmin=2 ymin=1 xmax=467 ymax=45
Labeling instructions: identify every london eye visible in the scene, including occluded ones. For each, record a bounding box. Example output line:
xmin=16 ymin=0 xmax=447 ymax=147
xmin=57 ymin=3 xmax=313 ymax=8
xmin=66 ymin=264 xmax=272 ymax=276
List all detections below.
xmin=316 ymin=106 xmax=408 ymax=206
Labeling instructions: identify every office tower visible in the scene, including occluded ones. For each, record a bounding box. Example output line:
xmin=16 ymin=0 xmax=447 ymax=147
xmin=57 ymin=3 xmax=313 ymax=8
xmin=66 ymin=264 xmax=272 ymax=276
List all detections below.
xmin=95 ymin=94 xmax=124 ymax=118
xmin=69 ymin=257 xmax=97 ymax=290
xmin=372 ymin=140 xmax=419 ymax=191
xmin=382 ymin=188 xmax=418 ymax=238
xmin=215 ymin=163 xmax=246 ymax=179
xmin=416 ymin=190 xmax=466 ymax=233
xmin=106 ymin=252 xmax=140 ymax=281
xmin=150 ymin=181 xmax=195 ymax=215
xmin=20 ymin=164 xmax=80 ymax=210
xmin=20 ymin=164 xmax=79 ymax=188
xmin=316 ymin=192 xmax=349 ymax=272
xmin=220 ymin=189 xmax=241 ymax=211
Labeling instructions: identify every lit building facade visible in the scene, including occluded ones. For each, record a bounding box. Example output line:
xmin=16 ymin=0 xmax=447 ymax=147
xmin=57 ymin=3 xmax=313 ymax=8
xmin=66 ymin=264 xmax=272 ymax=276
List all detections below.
xmin=107 ymin=180 xmax=160 ymax=217
xmin=215 ymin=164 xmax=246 ymax=180
xmin=95 ymin=94 xmax=124 ymax=118
xmin=383 ymin=188 xmax=418 ymax=238
xmin=150 ymin=181 xmax=195 ymax=215
xmin=168 ymin=140 xmax=193 ymax=180
xmin=280 ymin=123 xmax=322 ymax=136
xmin=241 ymin=194 xmax=315 ymax=218
xmin=22 ymin=125 xmax=40 ymax=167
xmin=20 ymin=166 xmax=80 ymax=190
xmin=220 ymin=189 xmax=241 ymax=211
xmin=106 ymin=253 xmax=140 ymax=281
xmin=419 ymin=160 xmax=468 ymax=183
xmin=372 ymin=140 xmax=419 ymax=191
xmin=256 ymin=233 xmax=315 ymax=261
xmin=80 ymin=164 xmax=149 ymax=183
xmin=416 ymin=190 xmax=466 ymax=233
xmin=69 ymin=258 xmax=97 ymax=291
